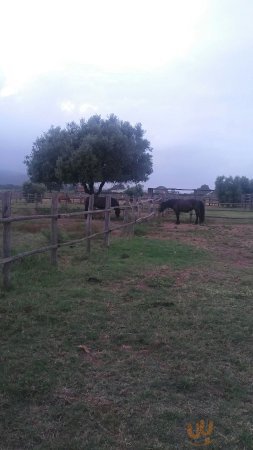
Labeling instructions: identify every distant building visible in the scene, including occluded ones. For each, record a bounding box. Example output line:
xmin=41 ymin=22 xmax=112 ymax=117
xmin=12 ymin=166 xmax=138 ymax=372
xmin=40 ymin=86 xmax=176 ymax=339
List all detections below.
xmin=76 ymin=184 xmax=84 ymax=193
xmin=153 ymin=186 xmax=168 ymax=195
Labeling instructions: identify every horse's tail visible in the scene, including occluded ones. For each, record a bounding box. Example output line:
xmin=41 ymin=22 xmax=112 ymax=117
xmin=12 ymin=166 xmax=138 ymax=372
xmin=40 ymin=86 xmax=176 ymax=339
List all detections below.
xmin=199 ymin=201 xmax=205 ymax=223
xmin=84 ymin=197 xmax=89 ymax=211
xmin=115 ymin=207 xmax=120 ymax=217
xmin=111 ymin=198 xmax=120 ymax=217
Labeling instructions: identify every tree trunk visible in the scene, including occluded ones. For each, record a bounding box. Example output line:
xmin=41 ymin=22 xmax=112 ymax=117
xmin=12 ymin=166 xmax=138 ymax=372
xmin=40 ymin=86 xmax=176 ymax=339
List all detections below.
xmin=82 ymin=181 xmax=104 ymax=195
xmin=82 ymin=182 xmax=92 ymax=194
xmin=88 ymin=182 xmax=94 ymax=194
xmin=97 ymin=181 xmax=106 ymax=195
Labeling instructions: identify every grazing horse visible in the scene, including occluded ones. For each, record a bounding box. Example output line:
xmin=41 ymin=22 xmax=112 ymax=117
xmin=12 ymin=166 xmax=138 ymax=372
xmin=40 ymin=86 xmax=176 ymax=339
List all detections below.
xmin=85 ymin=196 xmax=121 ymax=218
xmin=58 ymin=193 xmax=72 ymax=204
xmin=159 ymin=198 xmax=205 ymax=224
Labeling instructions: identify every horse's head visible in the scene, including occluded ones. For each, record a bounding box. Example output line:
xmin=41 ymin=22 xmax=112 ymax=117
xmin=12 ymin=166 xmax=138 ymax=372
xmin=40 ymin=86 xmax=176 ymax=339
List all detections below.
xmin=115 ymin=207 xmax=121 ymax=218
xmin=158 ymin=202 xmax=166 ymax=213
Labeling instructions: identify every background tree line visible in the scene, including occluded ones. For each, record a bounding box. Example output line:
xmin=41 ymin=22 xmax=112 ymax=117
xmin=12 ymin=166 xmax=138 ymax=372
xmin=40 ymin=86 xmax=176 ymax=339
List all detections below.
xmin=215 ymin=176 xmax=253 ymax=204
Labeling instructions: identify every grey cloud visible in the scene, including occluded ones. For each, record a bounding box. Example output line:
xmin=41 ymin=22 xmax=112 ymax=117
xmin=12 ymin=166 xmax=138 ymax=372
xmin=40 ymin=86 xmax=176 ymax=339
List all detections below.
xmin=1 ymin=2 xmax=253 ymax=188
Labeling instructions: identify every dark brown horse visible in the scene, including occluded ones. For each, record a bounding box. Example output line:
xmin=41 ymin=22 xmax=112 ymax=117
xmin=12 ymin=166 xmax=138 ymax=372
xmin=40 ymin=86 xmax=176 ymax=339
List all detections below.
xmin=58 ymin=193 xmax=72 ymax=204
xmin=159 ymin=198 xmax=205 ymax=224
xmin=85 ymin=196 xmax=120 ymax=218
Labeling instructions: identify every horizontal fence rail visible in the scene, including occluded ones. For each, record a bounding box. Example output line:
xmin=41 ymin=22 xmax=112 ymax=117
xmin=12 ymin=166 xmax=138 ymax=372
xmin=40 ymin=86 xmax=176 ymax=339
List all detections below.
xmin=0 ymin=193 xmax=157 ymax=288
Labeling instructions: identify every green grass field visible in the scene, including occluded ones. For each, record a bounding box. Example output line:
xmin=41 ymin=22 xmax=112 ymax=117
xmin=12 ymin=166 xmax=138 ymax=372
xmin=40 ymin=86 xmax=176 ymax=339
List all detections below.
xmin=0 ymin=219 xmax=253 ymax=449
xmin=206 ymin=206 xmax=253 ymax=222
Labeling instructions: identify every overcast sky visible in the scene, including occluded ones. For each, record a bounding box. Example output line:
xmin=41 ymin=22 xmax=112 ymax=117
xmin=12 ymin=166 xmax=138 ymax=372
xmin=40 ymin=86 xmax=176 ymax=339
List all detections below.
xmin=1 ymin=0 xmax=253 ymax=189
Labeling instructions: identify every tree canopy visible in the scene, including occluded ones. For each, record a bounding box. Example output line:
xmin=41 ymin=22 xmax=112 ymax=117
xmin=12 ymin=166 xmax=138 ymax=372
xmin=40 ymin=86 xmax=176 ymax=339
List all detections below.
xmin=24 ymin=126 xmax=68 ymax=191
xmin=25 ymin=115 xmax=153 ymax=194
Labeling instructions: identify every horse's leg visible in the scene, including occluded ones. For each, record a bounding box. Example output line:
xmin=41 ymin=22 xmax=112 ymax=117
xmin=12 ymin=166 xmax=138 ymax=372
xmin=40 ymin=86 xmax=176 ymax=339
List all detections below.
xmin=175 ymin=209 xmax=180 ymax=224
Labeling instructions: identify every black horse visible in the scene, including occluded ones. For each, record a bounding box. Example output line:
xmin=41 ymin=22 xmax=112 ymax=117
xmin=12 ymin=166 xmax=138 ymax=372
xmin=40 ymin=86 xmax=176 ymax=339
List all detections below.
xmin=85 ymin=196 xmax=121 ymax=218
xmin=159 ymin=198 xmax=205 ymax=224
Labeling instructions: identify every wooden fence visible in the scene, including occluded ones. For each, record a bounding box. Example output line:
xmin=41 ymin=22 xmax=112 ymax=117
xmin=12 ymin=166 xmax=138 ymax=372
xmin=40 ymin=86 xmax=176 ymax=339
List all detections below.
xmin=0 ymin=192 xmax=157 ymax=289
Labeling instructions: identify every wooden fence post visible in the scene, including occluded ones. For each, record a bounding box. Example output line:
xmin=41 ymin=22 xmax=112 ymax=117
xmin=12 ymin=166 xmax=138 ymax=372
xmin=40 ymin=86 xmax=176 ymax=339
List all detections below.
xmin=2 ymin=191 xmax=12 ymax=289
xmin=35 ymin=193 xmax=39 ymax=210
xmin=51 ymin=193 xmax=58 ymax=266
xmin=122 ymin=203 xmax=129 ymax=237
xmin=136 ymin=198 xmax=140 ymax=219
xmin=130 ymin=198 xmax=137 ymax=236
xmin=86 ymin=194 xmax=94 ymax=255
xmin=149 ymin=199 xmax=153 ymax=214
xmin=148 ymin=188 xmax=154 ymax=198
xmin=104 ymin=195 xmax=111 ymax=247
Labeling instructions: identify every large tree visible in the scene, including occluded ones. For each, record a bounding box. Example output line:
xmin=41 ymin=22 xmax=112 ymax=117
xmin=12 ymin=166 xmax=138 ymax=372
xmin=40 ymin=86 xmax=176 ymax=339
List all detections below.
xmin=25 ymin=114 xmax=153 ymax=194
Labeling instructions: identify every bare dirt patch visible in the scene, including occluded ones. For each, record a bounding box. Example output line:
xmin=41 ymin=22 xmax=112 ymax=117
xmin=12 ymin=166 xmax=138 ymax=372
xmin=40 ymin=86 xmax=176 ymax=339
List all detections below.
xmin=153 ymin=221 xmax=253 ymax=268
